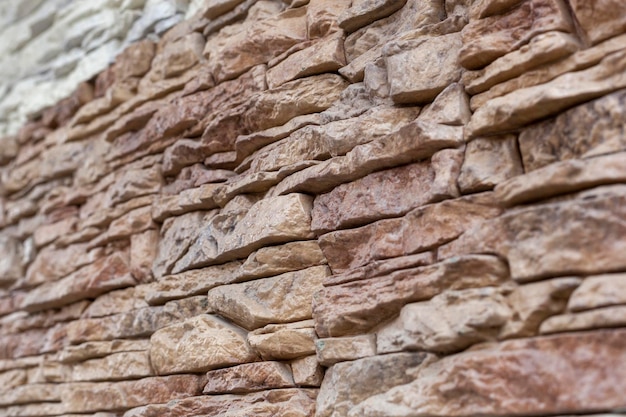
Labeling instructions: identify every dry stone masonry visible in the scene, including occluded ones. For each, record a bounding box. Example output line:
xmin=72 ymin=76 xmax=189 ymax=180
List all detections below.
xmin=0 ymin=0 xmax=625 ymax=416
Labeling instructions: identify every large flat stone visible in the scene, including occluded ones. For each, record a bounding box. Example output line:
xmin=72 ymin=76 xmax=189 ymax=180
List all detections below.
xmin=207 ymin=265 xmax=330 ymax=330
xmin=540 ymin=306 xmax=626 ymax=334
xmin=203 ymin=361 xmax=294 ymax=394
xmin=247 ymin=321 xmax=317 ymax=360
xmin=71 ymin=351 xmax=153 ymax=382
xmin=149 ymin=314 xmax=257 ymax=374
xmin=459 ymin=0 xmax=573 ymax=70
xmin=318 ymin=193 xmax=501 ymax=273
xmin=59 ymin=340 xmax=151 ymax=364
xmin=313 ymin=255 xmax=509 ymax=337
xmin=311 ymin=149 xmax=462 ymax=233
xmin=338 ymin=0 xmax=407 ymax=33
xmin=350 ymin=330 xmax=626 ymax=416
xmin=568 ymin=273 xmax=626 ymax=312
xmin=440 ymin=185 xmax=626 ymax=281
xmin=173 ymin=193 xmax=314 ymax=273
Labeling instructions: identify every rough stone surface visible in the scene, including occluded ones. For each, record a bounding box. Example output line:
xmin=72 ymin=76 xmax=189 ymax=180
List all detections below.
xmin=316 ymin=335 xmax=377 ymax=366
xmin=568 ymin=273 xmax=626 ymax=312
xmin=203 ymin=361 xmax=295 ymax=394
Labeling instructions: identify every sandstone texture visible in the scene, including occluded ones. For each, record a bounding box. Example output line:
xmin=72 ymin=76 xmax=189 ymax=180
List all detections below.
xmin=1 ymin=1 xmax=625 ymax=417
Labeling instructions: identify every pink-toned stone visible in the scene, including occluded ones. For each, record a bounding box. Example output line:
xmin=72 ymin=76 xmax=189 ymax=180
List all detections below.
xmin=338 ymin=0 xmax=407 ymax=33
xmin=203 ymin=361 xmax=294 ymax=394
xmin=569 ymin=0 xmax=626 ymax=44
xmin=247 ymin=321 xmax=317 ymax=360
xmin=290 ymin=355 xmax=324 ymax=387
xmin=307 ymin=0 xmax=352 ymax=39
xmin=316 ymin=335 xmax=377 ymax=366
xmin=71 ymin=351 xmax=153 ymax=382
xmin=319 ymin=192 xmax=501 ymax=274
xmin=313 ymin=255 xmax=509 ymax=337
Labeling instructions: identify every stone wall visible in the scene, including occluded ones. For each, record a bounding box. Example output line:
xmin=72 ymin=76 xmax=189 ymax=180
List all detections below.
xmin=1 ymin=0 xmax=626 ymax=416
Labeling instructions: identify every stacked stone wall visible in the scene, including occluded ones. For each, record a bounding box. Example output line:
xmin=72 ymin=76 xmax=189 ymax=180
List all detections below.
xmin=0 ymin=0 xmax=625 ymax=416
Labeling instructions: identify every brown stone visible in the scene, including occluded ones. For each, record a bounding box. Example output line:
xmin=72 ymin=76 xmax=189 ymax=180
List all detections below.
xmin=386 ymin=32 xmax=463 ymax=104
xmin=519 ymin=88 xmax=626 ymax=172
xmin=319 ymin=193 xmax=501 ymax=273
xmin=151 ymin=184 xmax=220 ymax=221
xmin=351 ymin=330 xmax=626 ymax=416
xmin=313 ymin=255 xmax=509 ymax=337
xmin=81 ymin=285 xmax=150 ymax=319
xmin=469 ymin=0 xmax=525 ymax=19
xmin=122 ymin=389 xmax=317 ymax=417
xmin=62 ymin=375 xmax=205 ymax=413
xmin=152 ymin=32 xmax=204 ymax=79
xmin=203 ymin=361 xmax=294 ymax=394
xmin=312 ymin=149 xmax=462 ymax=233
xmin=208 ymin=265 xmax=329 ymax=330
xmin=441 ymin=185 xmax=626 ymax=281
xmin=316 ymin=335 xmax=377 ymax=366
xmin=317 ymin=352 xmax=435 ymax=417
xmin=459 ymin=0 xmax=573 ymax=70
xmin=71 ymin=351 xmax=153 ymax=382
xmin=307 ymin=0 xmax=351 ymax=39
xmin=248 ymin=321 xmax=317 ymax=360
xmin=21 ymin=252 xmax=136 ymax=313
xmin=291 ymin=355 xmax=323 ymax=387
xmin=58 ymin=340 xmax=151 ymax=364
xmin=150 ymin=314 xmax=257 ymax=374
xmin=266 ymin=34 xmax=346 ymax=88
xmin=23 ymin=243 xmax=103 ymax=288
xmin=569 ymin=0 xmax=626 ymax=44
xmin=458 ymin=134 xmax=523 ymax=193
xmin=173 ymin=193 xmax=314 ymax=273
xmin=496 ymin=152 xmax=626 ymax=206
xmin=568 ymin=273 xmax=626 ymax=312
xmin=338 ymin=0 xmax=407 ymax=33
xmin=467 ymin=49 xmax=626 ymax=138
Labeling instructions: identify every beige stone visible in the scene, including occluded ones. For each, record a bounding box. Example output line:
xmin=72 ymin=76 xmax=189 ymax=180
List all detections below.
xmin=317 ymin=352 xmax=435 ymax=417
xmin=519 ymin=88 xmax=626 ymax=172
xmin=62 ymin=375 xmax=205 ymax=413
xmin=386 ymin=32 xmax=463 ymax=104
xmin=501 ymin=277 xmax=581 ymax=338
xmin=71 ymin=351 xmax=153 ymax=382
xmin=463 ymin=31 xmax=580 ymax=95
xmin=569 ymin=0 xmax=626 ymax=44
xmin=338 ymin=0 xmax=407 ymax=33
xmin=316 ymin=335 xmax=377 ymax=366
xmin=469 ymin=0 xmax=525 ymax=19
xmin=173 ymin=193 xmax=314 ymax=273
xmin=312 ymin=149 xmax=462 ymax=233
xmin=290 ymin=355 xmax=323 ymax=387
xmin=0 ymin=236 xmax=23 ymax=286
xmin=81 ymin=285 xmax=149 ymax=319
xmin=440 ymin=185 xmax=626 ymax=281
xmin=467 ymin=49 xmax=626 ymax=138
xmin=151 ymin=184 xmax=220 ymax=222
xmin=496 ymin=152 xmax=626 ymax=206
xmin=459 ymin=0 xmax=573 ymax=70
xmin=458 ymin=134 xmax=523 ymax=193
xmin=23 ymin=243 xmax=103 ymax=288
xmin=0 ymin=383 xmax=62 ymax=406
xmin=318 ymin=193 xmax=501 ymax=273
xmin=58 ymin=340 xmax=151 ymax=364
xmin=203 ymin=361 xmax=294 ymax=394
xmin=0 ymin=369 xmax=27 ymax=391
xmin=350 ymin=330 xmax=626 ymax=416
xmin=248 ymin=321 xmax=317 ymax=360
xmin=540 ymin=306 xmax=626 ymax=334
xmin=21 ymin=252 xmax=136 ymax=313
xmin=150 ymin=314 xmax=257 ymax=374
xmin=307 ymin=0 xmax=351 ymax=39
xmin=568 ymin=273 xmax=626 ymax=312
xmin=377 ymin=287 xmax=512 ymax=354
xmin=122 ymin=389 xmax=317 ymax=417
xmin=313 ymin=255 xmax=509 ymax=337
xmin=208 ymin=265 xmax=329 ymax=330
xmin=267 ymin=34 xmax=346 ymax=88
xmin=417 ymin=82 xmax=471 ymax=126
xmin=130 ymin=229 xmax=158 ymax=283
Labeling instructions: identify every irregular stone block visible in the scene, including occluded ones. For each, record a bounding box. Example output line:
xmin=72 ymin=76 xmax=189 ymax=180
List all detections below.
xmin=266 ymin=34 xmax=346 ymax=88
xmin=568 ymin=273 xmax=626 ymax=312
xmin=0 ymin=236 xmax=23 ymax=286
xmin=208 ymin=265 xmax=329 ymax=330
xmin=459 ymin=0 xmax=573 ymax=70
xmin=338 ymin=0 xmax=407 ymax=33
xmin=569 ymin=0 xmax=626 ymax=44
xmin=151 ymin=184 xmax=220 ymax=222
xmin=71 ymin=351 xmax=153 ymax=382
xmin=62 ymin=375 xmax=205 ymax=413
xmin=313 ymin=255 xmax=509 ymax=337
xmin=290 ymin=355 xmax=323 ymax=387
xmin=23 ymin=243 xmax=103 ymax=288
xmin=173 ymin=193 xmax=314 ymax=273
xmin=319 ymin=193 xmax=501 ymax=273
xmin=469 ymin=0 xmax=524 ymax=19
xmin=467 ymin=49 xmax=626 ymax=138
xmin=377 ymin=287 xmax=511 ymax=354
xmin=386 ymin=32 xmax=463 ymax=104
xmin=248 ymin=321 xmax=317 ymax=360
xmin=307 ymin=0 xmax=352 ymax=39
xmin=458 ymin=134 xmax=523 ymax=193
xmin=312 ymin=148 xmax=462 ymax=233
xmin=540 ymin=306 xmax=626 ymax=334
xmin=122 ymin=389 xmax=317 ymax=417
xmin=0 ymin=383 xmax=62 ymax=406
xmin=440 ymin=185 xmax=626 ymax=281
xmin=150 ymin=314 xmax=257 ymax=374
xmin=203 ymin=361 xmax=294 ymax=394
xmin=519 ymin=88 xmax=626 ymax=172
xmin=496 ymin=152 xmax=626 ymax=206
xmin=350 ymin=330 xmax=626 ymax=416
xmin=59 ymin=340 xmax=151 ymax=364
xmin=317 ymin=352 xmax=434 ymax=417
xmin=21 ymin=252 xmax=136 ymax=313
xmin=316 ymin=335 xmax=377 ymax=366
